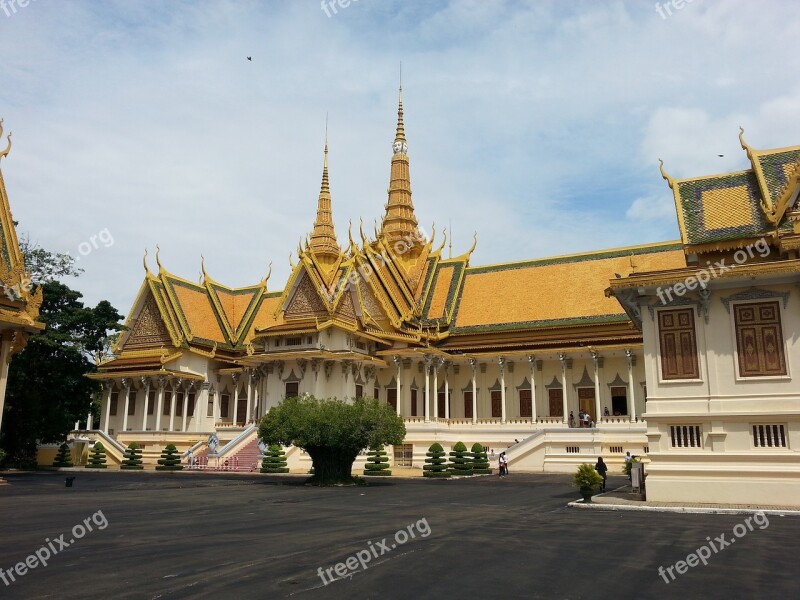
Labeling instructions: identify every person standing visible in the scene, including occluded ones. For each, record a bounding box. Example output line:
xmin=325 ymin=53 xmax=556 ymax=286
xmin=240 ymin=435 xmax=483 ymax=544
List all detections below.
xmin=569 ymin=411 xmax=576 ymax=428
xmin=582 ymin=412 xmax=590 ymax=428
xmin=595 ymin=457 xmax=608 ymax=491
xmin=498 ymin=452 xmax=508 ymax=477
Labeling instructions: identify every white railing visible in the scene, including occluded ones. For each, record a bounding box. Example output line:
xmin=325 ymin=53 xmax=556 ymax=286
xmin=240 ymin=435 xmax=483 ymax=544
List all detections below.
xmin=214 ymin=424 xmax=257 ymax=459
xmin=182 ymin=439 xmax=206 ymax=459
xmin=71 ymin=429 xmax=127 ymax=463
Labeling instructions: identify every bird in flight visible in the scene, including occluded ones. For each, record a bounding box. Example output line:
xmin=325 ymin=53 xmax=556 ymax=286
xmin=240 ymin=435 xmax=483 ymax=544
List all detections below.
xmin=247 ymin=56 xmax=252 ymax=61
xmin=717 ymin=154 xmax=724 ymax=157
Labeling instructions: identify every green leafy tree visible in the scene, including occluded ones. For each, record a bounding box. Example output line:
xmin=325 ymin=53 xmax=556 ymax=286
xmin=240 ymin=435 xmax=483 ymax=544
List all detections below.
xmin=120 ymin=442 xmax=143 ymax=470
xmin=85 ymin=442 xmax=107 ymax=469
xmin=260 ymin=444 xmax=289 ymax=473
xmin=423 ymin=442 xmax=450 ymax=478
xmin=363 ymin=445 xmax=391 ymax=477
xmin=258 ymin=395 xmax=405 ymax=485
xmin=52 ymin=442 xmax=73 ymax=468
xmin=448 ymin=441 xmax=473 ymax=476
xmin=2 ymin=280 xmax=123 ymax=465
xmin=471 ymin=443 xmax=492 ymax=474
xmin=155 ymin=443 xmax=183 ymax=471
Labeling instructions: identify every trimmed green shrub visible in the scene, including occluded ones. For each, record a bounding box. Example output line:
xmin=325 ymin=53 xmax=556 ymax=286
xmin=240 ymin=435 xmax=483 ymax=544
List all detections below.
xmin=120 ymin=442 xmax=144 ymax=470
xmin=260 ymin=444 xmax=289 ymax=473
xmin=471 ymin=443 xmax=492 ymax=474
xmin=85 ymin=442 xmax=107 ymax=469
xmin=156 ymin=443 xmax=183 ymax=471
xmin=53 ymin=443 xmax=73 ymax=468
xmin=423 ymin=442 xmax=450 ymax=478
xmin=448 ymin=441 xmax=473 ymax=476
xmin=363 ymin=445 xmax=392 ymax=477
xmin=573 ymin=463 xmax=604 ymax=502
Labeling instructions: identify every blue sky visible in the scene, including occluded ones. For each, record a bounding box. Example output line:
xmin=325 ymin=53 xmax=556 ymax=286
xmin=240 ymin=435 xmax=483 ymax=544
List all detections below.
xmin=1 ymin=0 xmax=799 ymax=314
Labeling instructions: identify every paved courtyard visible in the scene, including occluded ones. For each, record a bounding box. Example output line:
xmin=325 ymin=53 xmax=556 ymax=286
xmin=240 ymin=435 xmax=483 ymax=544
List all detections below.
xmin=0 ymin=471 xmax=796 ymax=599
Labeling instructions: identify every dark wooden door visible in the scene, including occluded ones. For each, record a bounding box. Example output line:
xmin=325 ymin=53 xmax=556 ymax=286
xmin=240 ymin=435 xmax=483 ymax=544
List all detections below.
xmin=548 ymin=389 xmax=563 ymax=417
xmin=491 ymin=391 xmax=502 ymax=418
xmin=519 ymin=389 xmax=532 ymax=418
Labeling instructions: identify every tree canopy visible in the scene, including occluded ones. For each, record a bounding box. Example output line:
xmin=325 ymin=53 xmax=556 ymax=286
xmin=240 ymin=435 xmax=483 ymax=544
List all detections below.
xmin=258 ymin=395 xmax=405 ymax=485
xmin=2 ymin=280 xmax=123 ymax=464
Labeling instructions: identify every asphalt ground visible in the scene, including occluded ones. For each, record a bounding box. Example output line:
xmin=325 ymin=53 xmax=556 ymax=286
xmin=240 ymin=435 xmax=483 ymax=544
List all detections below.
xmin=0 ymin=471 xmax=796 ymax=599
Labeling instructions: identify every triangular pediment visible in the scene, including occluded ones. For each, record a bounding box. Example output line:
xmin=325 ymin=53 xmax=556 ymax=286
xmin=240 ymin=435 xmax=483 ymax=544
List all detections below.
xmin=285 ymin=271 xmax=328 ymax=319
xmin=121 ymin=290 xmax=173 ymax=350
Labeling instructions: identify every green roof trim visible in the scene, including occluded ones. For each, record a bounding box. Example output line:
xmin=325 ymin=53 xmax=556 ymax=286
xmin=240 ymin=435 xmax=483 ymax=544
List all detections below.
xmin=450 ymin=313 xmax=630 ymax=334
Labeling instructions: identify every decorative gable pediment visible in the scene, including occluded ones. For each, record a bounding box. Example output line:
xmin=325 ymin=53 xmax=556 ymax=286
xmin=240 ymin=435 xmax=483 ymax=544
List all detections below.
xmin=123 ymin=293 xmax=172 ymax=350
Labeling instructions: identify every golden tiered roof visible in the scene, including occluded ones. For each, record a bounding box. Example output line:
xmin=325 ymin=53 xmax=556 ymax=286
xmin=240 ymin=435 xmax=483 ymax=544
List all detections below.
xmin=661 ymin=129 xmax=800 ymax=254
xmin=106 ymin=91 xmax=766 ymax=375
xmin=0 ymin=120 xmax=44 ymax=351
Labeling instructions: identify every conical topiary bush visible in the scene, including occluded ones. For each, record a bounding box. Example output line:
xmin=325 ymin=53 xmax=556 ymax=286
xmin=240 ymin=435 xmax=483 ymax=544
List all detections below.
xmin=423 ymin=442 xmax=450 ymax=478
xmin=155 ymin=443 xmax=183 ymax=471
xmin=471 ymin=443 xmax=492 ymax=474
xmin=53 ymin=442 xmax=73 ymax=468
xmin=120 ymin=442 xmax=144 ymax=470
xmin=260 ymin=444 xmax=289 ymax=473
xmin=85 ymin=442 xmax=107 ymax=469
xmin=448 ymin=441 xmax=473 ymax=476
xmin=363 ymin=445 xmax=392 ymax=477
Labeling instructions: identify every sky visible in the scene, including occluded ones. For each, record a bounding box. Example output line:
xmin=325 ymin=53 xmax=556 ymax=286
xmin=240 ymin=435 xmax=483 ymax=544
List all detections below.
xmin=1 ymin=0 xmax=799 ymax=316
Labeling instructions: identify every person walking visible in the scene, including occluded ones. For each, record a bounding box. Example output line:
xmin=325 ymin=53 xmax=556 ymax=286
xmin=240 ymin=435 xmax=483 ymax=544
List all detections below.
xmin=595 ymin=457 xmax=608 ymax=492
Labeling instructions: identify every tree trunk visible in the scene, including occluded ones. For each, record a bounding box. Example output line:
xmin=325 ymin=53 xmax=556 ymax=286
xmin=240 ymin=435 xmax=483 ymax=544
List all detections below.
xmin=306 ymin=446 xmax=359 ymax=485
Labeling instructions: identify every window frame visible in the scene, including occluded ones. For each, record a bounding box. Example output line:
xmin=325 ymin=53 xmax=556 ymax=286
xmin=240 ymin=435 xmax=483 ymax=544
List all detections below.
xmin=655 ymin=306 xmax=702 ymax=383
xmin=730 ymin=299 xmax=791 ymax=381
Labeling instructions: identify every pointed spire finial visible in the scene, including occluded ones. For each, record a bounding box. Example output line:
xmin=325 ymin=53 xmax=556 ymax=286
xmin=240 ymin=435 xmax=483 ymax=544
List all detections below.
xmin=308 ymin=118 xmax=340 ymax=261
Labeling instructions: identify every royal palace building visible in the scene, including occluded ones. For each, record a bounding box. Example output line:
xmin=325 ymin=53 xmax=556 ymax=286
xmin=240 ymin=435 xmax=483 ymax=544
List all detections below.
xmin=37 ymin=93 xmax=799 ymax=506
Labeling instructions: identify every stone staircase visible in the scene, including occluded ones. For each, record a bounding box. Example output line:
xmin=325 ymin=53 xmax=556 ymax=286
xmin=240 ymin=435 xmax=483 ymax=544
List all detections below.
xmin=225 ymin=437 xmax=261 ymax=472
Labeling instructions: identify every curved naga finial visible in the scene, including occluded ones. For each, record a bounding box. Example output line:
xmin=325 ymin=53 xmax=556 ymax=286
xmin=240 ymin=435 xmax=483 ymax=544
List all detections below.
xmin=347 ymin=219 xmax=355 ymax=249
xmin=738 ymin=125 xmax=755 ymax=159
xmin=0 ymin=126 xmax=11 ymax=163
xmin=262 ymin=261 xmax=273 ymax=287
xmin=155 ymin=244 xmax=164 ymax=271
xmin=658 ymin=158 xmax=675 ymax=189
xmin=435 ymin=228 xmax=447 ymax=253
xmin=359 ymin=218 xmax=368 ymax=244
xmin=200 ymin=254 xmax=209 ymax=282
xmin=143 ymin=248 xmax=153 ymax=276
xmin=467 ymin=231 xmax=478 ymax=255
xmin=289 ymin=251 xmax=296 ymax=269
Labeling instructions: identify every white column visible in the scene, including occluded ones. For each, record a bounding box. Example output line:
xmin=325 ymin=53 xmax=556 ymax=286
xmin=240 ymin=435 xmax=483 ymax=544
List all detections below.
xmin=121 ymin=382 xmax=132 ymax=432
xmin=559 ymin=354 xmax=568 ymax=424
xmin=432 ymin=360 xmax=439 ymax=419
xmin=470 ymin=358 xmax=477 ymax=424
xmin=87 ymin=411 xmax=94 ymax=430
xmin=245 ymin=370 xmax=253 ymax=424
xmin=141 ymin=378 xmax=150 ymax=431
xmin=424 ymin=357 xmax=431 ymax=423
xmin=155 ymin=379 xmax=165 ymax=431
xmin=394 ymin=356 xmax=402 ymax=417
xmin=232 ymin=373 xmax=240 ymax=425
xmin=499 ymin=357 xmax=507 ymax=424
xmin=444 ymin=362 xmax=450 ymax=420
xmin=197 ymin=383 xmax=209 ymax=432
xmin=592 ymin=351 xmax=602 ymax=425
xmin=213 ymin=386 xmax=220 ymax=425
xmin=182 ymin=389 xmax=190 ymax=432
xmin=0 ymin=335 xmax=13 ymax=434
xmin=102 ymin=382 xmax=113 ymax=433
xmin=168 ymin=382 xmax=177 ymax=432
xmin=626 ymin=349 xmax=637 ymax=422
xmin=528 ymin=356 xmax=537 ymax=422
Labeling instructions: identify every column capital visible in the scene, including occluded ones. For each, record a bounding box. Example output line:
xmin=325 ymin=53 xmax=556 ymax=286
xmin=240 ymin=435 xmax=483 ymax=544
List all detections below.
xmin=393 ymin=355 xmax=402 ymax=367
xmin=498 ymin=356 xmax=505 ymax=374
xmin=527 ymin=354 xmax=535 ymax=365
xmin=625 ymin=349 xmax=637 ymax=367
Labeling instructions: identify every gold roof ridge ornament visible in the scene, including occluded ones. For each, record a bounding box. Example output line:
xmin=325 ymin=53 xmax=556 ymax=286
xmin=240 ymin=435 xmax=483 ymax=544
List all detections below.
xmin=308 ymin=121 xmax=341 ymax=261
xmin=658 ymin=158 xmax=675 ymax=189
xmin=155 ymin=244 xmax=164 ymax=272
xmin=0 ymin=122 xmax=11 ymax=162
xmin=142 ymin=248 xmax=154 ymax=278
xmin=739 ymin=126 xmax=755 ymax=160
xmin=261 ymin=261 xmax=273 ymax=288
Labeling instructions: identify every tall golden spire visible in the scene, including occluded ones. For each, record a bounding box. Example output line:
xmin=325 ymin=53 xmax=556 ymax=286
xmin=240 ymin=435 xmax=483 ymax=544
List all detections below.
xmin=380 ymin=84 xmax=421 ymax=245
xmin=308 ymin=124 xmax=340 ymax=261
